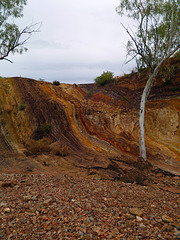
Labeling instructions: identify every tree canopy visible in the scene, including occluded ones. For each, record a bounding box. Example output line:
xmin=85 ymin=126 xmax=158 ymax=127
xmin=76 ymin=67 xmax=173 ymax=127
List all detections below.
xmin=116 ymin=0 xmax=180 ymax=160
xmin=116 ymin=0 xmax=180 ymax=72
xmin=0 ymin=0 xmax=40 ymax=63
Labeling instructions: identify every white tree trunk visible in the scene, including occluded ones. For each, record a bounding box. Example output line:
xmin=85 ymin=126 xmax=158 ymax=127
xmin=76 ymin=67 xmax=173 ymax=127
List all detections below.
xmin=139 ymin=75 xmax=153 ymax=160
xmin=139 ymin=46 xmax=180 ymax=160
xmin=139 ymin=72 xmax=156 ymax=160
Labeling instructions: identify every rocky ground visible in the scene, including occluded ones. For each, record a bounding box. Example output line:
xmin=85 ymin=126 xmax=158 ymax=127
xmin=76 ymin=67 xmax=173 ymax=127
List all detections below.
xmin=0 ymin=169 xmax=180 ymax=240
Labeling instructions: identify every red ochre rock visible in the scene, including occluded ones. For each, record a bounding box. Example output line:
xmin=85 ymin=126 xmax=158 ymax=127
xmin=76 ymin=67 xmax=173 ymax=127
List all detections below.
xmin=0 ymin=57 xmax=179 ymax=175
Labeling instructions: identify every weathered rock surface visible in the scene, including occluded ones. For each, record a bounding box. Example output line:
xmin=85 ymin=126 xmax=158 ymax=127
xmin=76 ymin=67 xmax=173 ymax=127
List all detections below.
xmin=0 ymin=57 xmax=179 ymax=176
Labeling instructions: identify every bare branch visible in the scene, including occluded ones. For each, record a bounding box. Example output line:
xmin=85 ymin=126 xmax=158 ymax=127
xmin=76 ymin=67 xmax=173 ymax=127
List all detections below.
xmin=0 ymin=22 xmax=41 ymax=63
xmin=125 ymin=52 xmax=138 ymax=64
xmin=3 ymin=58 xmax=13 ymax=63
xmin=121 ymin=23 xmax=153 ymax=70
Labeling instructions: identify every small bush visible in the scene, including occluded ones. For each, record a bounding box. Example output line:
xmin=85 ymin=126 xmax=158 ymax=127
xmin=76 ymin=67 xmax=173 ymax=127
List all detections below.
xmin=172 ymin=86 xmax=178 ymax=91
xmin=53 ymin=80 xmax=60 ymax=86
xmin=164 ymin=78 xmax=171 ymax=85
xmin=86 ymin=89 xmax=93 ymax=98
xmin=31 ymin=123 xmax=52 ymax=140
xmin=94 ymin=71 xmax=114 ymax=86
xmin=122 ymin=96 xmax=127 ymax=101
xmin=41 ymin=123 xmax=52 ymax=136
xmin=18 ymin=104 xmax=25 ymax=111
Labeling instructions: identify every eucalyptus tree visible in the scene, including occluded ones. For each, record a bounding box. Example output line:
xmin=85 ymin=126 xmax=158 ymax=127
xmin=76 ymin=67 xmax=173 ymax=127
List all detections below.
xmin=0 ymin=0 xmax=40 ymax=63
xmin=116 ymin=0 xmax=180 ymax=160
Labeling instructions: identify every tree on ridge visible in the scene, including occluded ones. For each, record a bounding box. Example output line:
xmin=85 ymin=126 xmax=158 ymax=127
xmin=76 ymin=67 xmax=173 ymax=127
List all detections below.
xmin=116 ymin=0 xmax=180 ymax=160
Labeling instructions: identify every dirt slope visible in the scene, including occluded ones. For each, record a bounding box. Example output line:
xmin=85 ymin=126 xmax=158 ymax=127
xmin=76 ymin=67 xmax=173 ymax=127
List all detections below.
xmin=0 ymin=57 xmax=179 ymax=176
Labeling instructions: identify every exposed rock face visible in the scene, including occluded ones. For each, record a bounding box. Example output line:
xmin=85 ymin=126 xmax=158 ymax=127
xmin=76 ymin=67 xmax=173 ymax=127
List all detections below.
xmin=0 ymin=58 xmax=179 ymax=174
xmin=146 ymin=100 xmax=180 ymax=157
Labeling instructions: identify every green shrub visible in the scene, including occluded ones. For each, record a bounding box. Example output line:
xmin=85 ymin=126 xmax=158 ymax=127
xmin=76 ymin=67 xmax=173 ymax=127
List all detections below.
xmin=53 ymin=80 xmax=60 ymax=86
xmin=94 ymin=71 xmax=114 ymax=86
xmin=172 ymin=86 xmax=178 ymax=91
xmin=164 ymin=78 xmax=171 ymax=85
xmin=86 ymin=89 xmax=93 ymax=98
xmin=18 ymin=104 xmax=25 ymax=111
xmin=122 ymin=96 xmax=127 ymax=101
xmin=41 ymin=123 xmax=51 ymax=136
xmin=31 ymin=123 xmax=52 ymax=140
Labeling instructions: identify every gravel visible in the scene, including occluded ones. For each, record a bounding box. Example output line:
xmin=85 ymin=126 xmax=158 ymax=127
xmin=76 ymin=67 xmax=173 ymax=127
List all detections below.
xmin=0 ymin=173 xmax=179 ymax=239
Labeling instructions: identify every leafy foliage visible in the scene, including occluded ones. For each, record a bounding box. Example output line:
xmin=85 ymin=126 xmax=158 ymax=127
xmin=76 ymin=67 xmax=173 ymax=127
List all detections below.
xmin=172 ymin=86 xmax=178 ymax=91
xmin=94 ymin=71 xmax=114 ymax=86
xmin=116 ymin=0 xmax=180 ymax=160
xmin=116 ymin=0 xmax=180 ymax=72
xmin=0 ymin=0 xmax=27 ymax=21
xmin=164 ymin=78 xmax=171 ymax=85
xmin=0 ymin=0 xmax=40 ymax=63
xmin=31 ymin=123 xmax=52 ymax=141
xmin=41 ymin=123 xmax=52 ymax=136
xmin=18 ymin=104 xmax=25 ymax=111
xmin=53 ymin=80 xmax=60 ymax=86
xmin=86 ymin=89 xmax=93 ymax=98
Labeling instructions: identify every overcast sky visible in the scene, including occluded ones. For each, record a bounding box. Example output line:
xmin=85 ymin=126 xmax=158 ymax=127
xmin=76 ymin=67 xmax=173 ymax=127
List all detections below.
xmin=0 ymin=0 xmax=136 ymax=84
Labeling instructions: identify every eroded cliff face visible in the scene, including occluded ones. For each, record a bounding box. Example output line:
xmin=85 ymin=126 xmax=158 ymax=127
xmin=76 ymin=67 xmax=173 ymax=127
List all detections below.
xmin=0 ymin=58 xmax=179 ymax=173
